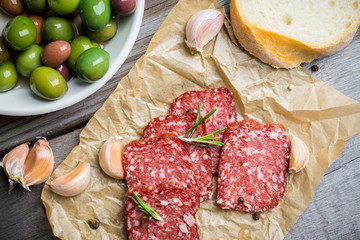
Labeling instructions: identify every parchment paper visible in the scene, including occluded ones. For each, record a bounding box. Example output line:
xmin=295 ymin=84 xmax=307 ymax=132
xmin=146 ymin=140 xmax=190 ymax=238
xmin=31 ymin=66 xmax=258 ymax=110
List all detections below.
xmin=41 ymin=0 xmax=360 ymax=239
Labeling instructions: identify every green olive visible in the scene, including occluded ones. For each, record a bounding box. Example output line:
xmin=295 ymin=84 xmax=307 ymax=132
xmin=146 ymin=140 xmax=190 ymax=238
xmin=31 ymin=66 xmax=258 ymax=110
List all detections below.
xmin=24 ymin=0 xmax=48 ymax=12
xmin=0 ymin=61 xmax=18 ymax=92
xmin=16 ymin=45 xmax=43 ymax=77
xmin=0 ymin=37 xmax=11 ymax=65
xmin=43 ymin=16 xmax=74 ymax=43
xmin=79 ymin=0 xmax=111 ymax=31
xmin=67 ymin=36 xmax=99 ymax=71
xmin=3 ymin=16 xmax=37 ymax=51
xmin=30 ymin=66 xmax=68 ymax=100
xmin=76 ymin=48 xmax=110 ymax=82
xmin=83 ymin=18 xmax=117 ymax=42
xmin=48 ymin=0 xmax=80 ymax=15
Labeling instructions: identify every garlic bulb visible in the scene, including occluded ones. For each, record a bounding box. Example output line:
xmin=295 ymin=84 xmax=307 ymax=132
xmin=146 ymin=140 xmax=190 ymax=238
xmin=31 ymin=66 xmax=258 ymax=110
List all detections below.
xmin=289 ymin=135 xmax=310 ymax=173
xmin=46 ymin=161 xmax=91 ymax=197
xmin=2 ymin=143 xmax=29 ymax=192
xmin=98 ymin=136 xmax=125 ymax=179
xmin=23 ymin=139 xmax=54 ymax=190
xmin=185 ymin=9 xmax=225 ymax=54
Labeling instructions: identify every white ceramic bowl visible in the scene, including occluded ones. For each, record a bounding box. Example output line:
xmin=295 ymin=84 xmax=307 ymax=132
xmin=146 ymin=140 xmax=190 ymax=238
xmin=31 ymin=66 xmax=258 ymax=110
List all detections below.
xmin=0 ymin=0 xmax=144 ymax=116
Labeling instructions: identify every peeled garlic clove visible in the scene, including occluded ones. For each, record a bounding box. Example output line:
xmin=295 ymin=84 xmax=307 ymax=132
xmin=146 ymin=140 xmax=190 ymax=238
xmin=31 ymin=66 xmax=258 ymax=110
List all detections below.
xmin=46 ymin=161 xmax=90 ymax=197
xmin=23 ymin=138 xmax=54 ymax=190
xmin=289 ymin=135 xmax=310 ymax=173
xmin=98 ymin=136 xmax=125 ymax=179
xmin=185 ymin=9 xmax=225 ymax=54
xmin=2 ymin=143 xmax=29 ymax=192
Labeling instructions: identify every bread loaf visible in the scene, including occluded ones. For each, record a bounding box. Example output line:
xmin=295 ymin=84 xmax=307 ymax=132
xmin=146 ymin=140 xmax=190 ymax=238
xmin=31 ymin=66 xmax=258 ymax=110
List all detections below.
xmin=230 ymin=0 xmax=360 ymax=68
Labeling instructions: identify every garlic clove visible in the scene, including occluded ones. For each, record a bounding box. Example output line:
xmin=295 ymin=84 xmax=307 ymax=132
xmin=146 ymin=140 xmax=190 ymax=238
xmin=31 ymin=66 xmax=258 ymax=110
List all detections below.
xmin=289 ymin=135 xmax=310 ymax=173
xmin=2 ymin=143 xmax=29 ymax=192
xmin=98 ymin=136 xmax=125 ymax=179
xmin=46 ymin=161 xmax=91 ymax=197
xmin=185 ymin=9 xmax=225 ymax=54
xmin=23 ymin=138 xmax=54 ymax=190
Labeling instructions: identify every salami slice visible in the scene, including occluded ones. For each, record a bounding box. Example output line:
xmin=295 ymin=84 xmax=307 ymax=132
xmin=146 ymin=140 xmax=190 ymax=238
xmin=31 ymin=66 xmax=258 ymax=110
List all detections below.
xmin=125 ymin=183 xmax=199 ymax=240
xmin=123 ymin=133 xmax=200 ymax=210
xmin=143 ymin=113 xmax=212 ymax=201
xmin=170 ymin=87 xmax=237 ymax=175
xmin=217 ymin=119 xmax=290 ymax=212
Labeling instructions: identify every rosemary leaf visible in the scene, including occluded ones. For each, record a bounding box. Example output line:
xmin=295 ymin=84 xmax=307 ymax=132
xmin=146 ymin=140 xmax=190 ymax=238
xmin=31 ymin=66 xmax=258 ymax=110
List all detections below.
xmin=129 ymin=192 xmax=164 ymax=226
xmin=184 ymin=142 xmax=221 ymax=147
xmin=141 ymin=216 xmax=149 ymax=228
xmin=180 ymin=102 xmax=227 ymax=147
xmin=196 ymin=127 xmax=227 ymax=140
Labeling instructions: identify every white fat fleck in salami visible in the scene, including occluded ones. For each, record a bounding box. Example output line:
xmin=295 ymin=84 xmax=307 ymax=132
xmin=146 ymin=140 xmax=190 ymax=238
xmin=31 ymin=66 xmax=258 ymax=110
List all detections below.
xmin=143 ymin=113 xmax=212 ymax=201
xmin=123 ymin=133 xmax=200 ymax=211
xmin=217 ymin=119 xmax=290 ymax=212
xmin=125 ymin=183 xmax=199 ymax=240
xmin=170 ymin=87 xmax=237 ymax=175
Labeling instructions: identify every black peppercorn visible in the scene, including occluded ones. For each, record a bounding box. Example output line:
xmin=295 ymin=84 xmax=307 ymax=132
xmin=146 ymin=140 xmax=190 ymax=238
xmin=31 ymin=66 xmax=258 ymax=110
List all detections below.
xmin=252 ymin=212 xmax=260 ymax=221
xmin=87 ymin=219 xmax=100 ymax=229
xmin=238 ymin=197 xmax=245 ymax=203
xmin=311 ymin=65 xmax=319 ymax=72
xmin=186 ymin=109 xmax=194 ymax=113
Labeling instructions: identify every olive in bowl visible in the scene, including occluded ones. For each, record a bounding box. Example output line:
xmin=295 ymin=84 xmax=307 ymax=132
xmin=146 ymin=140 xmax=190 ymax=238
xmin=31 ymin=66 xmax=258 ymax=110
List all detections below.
xmin=0 ymin=61 xmax=18 ymax=92
xmin=16 ymin=44 xmax=43 ymax=77
xmin=30 ymin=66 xmax=68 ymax=100
xmin=76 ymin=48 xmax=110 ymax=82
xmin=3 ymin=16 xmax=37 ymax=51
xmin=43 ymin=16 xmax=74 ymax=43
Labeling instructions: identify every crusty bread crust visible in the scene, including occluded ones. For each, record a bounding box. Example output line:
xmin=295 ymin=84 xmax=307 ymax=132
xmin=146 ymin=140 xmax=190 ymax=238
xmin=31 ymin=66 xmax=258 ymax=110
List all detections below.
xmin=230 ymin=0 xmax=360 ymax=68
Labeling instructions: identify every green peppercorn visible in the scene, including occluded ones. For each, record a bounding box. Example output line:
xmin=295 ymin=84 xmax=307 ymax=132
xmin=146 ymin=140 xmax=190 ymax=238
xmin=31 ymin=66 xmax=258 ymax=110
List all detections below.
xmin=87 ymin=219 xmax=100 ymax=229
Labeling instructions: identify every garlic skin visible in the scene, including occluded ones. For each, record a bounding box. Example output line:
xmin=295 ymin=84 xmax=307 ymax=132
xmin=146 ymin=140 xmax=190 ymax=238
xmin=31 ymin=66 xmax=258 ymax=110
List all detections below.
xmin=2 ymin=143 xmax=29 ymax=192
xmin=23 ymin=139 xmax=54 ymax=190
xmin=289 ymin=135 xmax=310 ymax=173
xmin=98 ymin=136 xmax=125 ymax=179
xmin=185 ymin=9 xmax=225 ymax=54
xmin=46 ymin=161 xmax=91 ymax=197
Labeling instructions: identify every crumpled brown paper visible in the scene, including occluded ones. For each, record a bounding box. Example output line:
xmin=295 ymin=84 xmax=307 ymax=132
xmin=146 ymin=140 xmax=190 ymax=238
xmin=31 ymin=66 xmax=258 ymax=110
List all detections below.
xmin=41 ymin=0 xmax=360 ymax=239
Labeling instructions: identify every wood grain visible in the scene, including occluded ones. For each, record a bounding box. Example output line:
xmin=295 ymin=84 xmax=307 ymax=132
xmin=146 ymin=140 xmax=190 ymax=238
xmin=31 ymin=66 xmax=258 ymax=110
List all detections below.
xmin=0 ymin=0 xmax=359 ymax=239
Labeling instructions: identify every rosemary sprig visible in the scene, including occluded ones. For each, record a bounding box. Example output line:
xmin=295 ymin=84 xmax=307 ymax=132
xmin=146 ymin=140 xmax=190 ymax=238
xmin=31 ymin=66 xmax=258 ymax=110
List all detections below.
xmin=128 ymin=192 xmax=163 ymax=227
xmin=180 ymin=102 xmax=227 ymax=147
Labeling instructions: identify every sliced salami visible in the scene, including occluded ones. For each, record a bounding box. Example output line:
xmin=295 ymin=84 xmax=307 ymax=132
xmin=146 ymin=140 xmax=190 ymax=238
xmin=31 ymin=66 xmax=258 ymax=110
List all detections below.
xmin=217 ymin=119 xmax=290 ymax=212
xmin=123 ymin=133 xmax=200 ymax=210
xmin=143 ymin=113 xmax=212 ymax=201
xmin=125 ymin=183 xmax=199 ymax=240
xmin=170 ymin=87 xmax=237 ymax=175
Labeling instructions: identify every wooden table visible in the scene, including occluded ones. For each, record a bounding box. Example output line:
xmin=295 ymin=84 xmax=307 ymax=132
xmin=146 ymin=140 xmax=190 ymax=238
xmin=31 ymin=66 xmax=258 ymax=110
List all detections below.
xmin=1 ymin=1 xmax=359 ymax=239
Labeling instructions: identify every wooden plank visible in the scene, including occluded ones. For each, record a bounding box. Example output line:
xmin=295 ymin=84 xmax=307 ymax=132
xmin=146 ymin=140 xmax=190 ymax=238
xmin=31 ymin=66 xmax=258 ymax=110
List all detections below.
xmin=286 ymin=134 xmax=360 ymax=239
xmin=0 ymin=132 xmax=359 ymax=239
xmin=0 ymin=129 xmax=81 ymax=240
xmin=0 ymin=0 xmax=359 ymax=239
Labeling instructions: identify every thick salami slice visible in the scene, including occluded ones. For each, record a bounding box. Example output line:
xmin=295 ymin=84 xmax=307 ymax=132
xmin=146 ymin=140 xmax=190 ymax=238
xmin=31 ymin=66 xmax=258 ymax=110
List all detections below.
xmin=217 ymin=119 xmax=290 ymax=212
xmin=143 ymin=113 xmax=212 ymax=201
xmin=170 ymin=87 xmax=237 ymax=175
xmin=125 ymin=183 xmax=199 ymax=240
xmin=123 ymin=133 xmax=200 ymax=210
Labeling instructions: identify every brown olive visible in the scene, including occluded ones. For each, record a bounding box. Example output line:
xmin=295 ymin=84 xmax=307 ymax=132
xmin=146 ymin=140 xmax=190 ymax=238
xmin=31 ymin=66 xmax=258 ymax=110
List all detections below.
xmin=0 ymin=37 xmax=10 ymax=65
xmin=29 ymin=15 xmax=44 ymax=45
xmin=0 ymin=0 xmax=24 ymax=15
xmin=42 ymin=40 xmax=71 ymax=68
